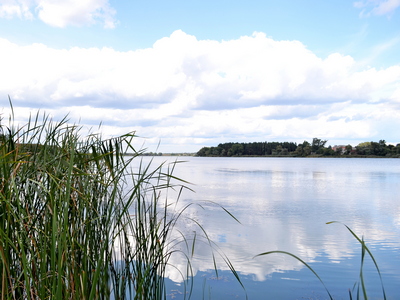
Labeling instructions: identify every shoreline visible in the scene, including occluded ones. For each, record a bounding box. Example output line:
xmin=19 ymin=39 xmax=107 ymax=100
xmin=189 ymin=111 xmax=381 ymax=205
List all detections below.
xmin=191 ymin=154 xmax=400 ymax=158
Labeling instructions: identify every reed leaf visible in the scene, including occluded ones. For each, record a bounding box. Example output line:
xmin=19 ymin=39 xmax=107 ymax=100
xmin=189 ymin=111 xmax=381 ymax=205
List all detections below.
xmin=254 ymin=250 xmax=334 ymax=300
xmin=327 ymin=221 xmax=387 ymax=300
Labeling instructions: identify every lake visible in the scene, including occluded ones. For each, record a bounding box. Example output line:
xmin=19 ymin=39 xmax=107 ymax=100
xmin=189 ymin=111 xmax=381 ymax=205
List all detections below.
xmin=140 ymin=156 xmax=400 ymax=300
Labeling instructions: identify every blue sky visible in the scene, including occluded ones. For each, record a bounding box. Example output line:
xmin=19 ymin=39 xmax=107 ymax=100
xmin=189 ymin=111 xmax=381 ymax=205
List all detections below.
xmin=0 ymin=0 xmax=400 ymax=152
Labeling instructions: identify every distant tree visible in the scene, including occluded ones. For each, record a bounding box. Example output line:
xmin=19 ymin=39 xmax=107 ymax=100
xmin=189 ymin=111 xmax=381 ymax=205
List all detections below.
xmin=281 ymin=148 xmax=289 ymax=155
xmin=345 ymin=145 xmax=353 ymax=155
xmin=395 ymin=144 xmax=400 ymax=155
xmin=356 ymin=142 xmax=371 ymax=155
xmin=335 ymin=147 xmax=343 ymax=156
xmin=303 ymin=145 xmax=312 ymax=156
xmin=282 ymin=142 xmax=297 ymax=152
xmin=231 ymin=143 xmax=243 ymax=156
xmin=265 ymin=142 xmax=273 ymax=155
xmin=196 ymin=139 xmax=400 ymax=158
xmin=355 ymin=140 xmax=389 ymax=156
xmin=276 ymin=145 xmax=283 ymax=154
xmin=387 ymin=144 xmax=394 ymax=153
xmin=293 ymin=145 xmax=302 ymax=156
xmin=196 ymin=147 xmax=209 ymax=156
xmin=370 ymin=142 xmax=380 ymax=155
xmin=210 ymin=147 xmax=222 ymax=156
xmin=323 ymin=146 xmax=335 ymax=156
xmin=378 ymin=140 xmax=388 ymax=156
xmin=312 ymin=138 xmax=327 ymax=153
xmin=357 ymin=142 xmax=371 ymax=148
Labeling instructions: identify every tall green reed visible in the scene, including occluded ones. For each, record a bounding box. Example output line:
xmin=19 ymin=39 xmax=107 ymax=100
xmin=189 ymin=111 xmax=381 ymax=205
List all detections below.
xmin=0 ymin=106 xmax=240 ymax=300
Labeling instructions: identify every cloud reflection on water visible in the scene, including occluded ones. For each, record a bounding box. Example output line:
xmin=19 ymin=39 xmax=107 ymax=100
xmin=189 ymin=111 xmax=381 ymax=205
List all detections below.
xmin=134 ymin=156 xmax=400 ymax=298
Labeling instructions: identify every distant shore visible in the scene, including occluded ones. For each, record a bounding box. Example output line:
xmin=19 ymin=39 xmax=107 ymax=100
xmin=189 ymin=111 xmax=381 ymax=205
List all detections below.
xmin=126 ymin=153 xmax=400 ymax=158
xmin=192 ymin=154 xmax=400 ymax=158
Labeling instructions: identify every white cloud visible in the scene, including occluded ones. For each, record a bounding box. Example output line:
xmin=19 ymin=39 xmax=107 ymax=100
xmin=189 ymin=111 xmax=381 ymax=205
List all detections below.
xmin=0 ymin=0 xmax=34 ymax=19
xmin=0 ymin=0 xmax=116 ymax=28
xmin=1 ymin=30 xmax=400 ymax=152
xmin=354 ymin=0 xmax=400 ymax=17
xmin=37 ymin=0 xmax=116 ymax=28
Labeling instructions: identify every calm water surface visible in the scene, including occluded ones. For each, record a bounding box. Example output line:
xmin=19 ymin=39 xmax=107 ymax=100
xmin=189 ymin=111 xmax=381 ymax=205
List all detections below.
xmin=142 ymin=157 xmax=400 ymax=300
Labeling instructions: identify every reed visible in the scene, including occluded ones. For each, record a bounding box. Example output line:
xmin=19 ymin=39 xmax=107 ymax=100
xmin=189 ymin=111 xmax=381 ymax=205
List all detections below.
xmin=0 ymin=106 xmax=238 ymax=300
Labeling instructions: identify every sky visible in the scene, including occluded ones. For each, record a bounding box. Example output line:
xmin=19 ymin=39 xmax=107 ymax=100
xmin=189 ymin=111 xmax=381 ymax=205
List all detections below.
xmin=0 ymin=0 xmax=400 ymax=153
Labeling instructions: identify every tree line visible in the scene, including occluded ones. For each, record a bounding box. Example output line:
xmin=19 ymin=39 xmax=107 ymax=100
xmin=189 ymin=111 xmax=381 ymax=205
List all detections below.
xmin=196 ymin=138 xmax=400 ymax=157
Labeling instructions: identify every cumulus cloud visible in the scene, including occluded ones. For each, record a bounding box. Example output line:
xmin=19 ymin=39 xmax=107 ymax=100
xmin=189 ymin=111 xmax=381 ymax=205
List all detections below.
xmin=354 ymin=0 xmax=400 ymax=17
xmin=1 ymin=30 xmax=400 ymax=151
xmin=2 ymin=30 xmax=399 ymax=109
xmin=0 ymin=0 xmax=116 ymax=28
